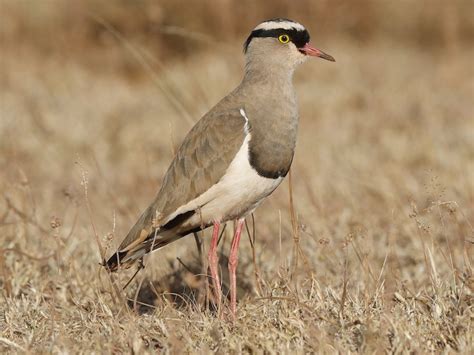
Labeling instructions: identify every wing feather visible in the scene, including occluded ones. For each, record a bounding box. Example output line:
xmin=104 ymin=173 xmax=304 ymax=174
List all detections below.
xmin=116 ymin=106 xmax=247 ymax=252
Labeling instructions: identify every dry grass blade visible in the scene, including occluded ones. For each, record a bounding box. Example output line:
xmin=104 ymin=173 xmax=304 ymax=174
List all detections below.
xmin=0 ymin=337 xmax=26 ymax=352
xmin=245 ymin=214 xmax=264 ymax=296
xmin=288 ymin=169 xmax=300 ymax=278
xmin=76 ymin=160 xmax=106 ymax=263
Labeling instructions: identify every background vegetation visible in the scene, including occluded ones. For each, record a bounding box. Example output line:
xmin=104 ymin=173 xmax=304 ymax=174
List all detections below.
xmin=1 ymin=0 xmax=473 ymax=352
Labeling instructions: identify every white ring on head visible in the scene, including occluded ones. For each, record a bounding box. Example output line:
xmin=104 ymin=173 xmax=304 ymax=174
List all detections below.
xmin=254 ymin=20 xmax=305 ymax=32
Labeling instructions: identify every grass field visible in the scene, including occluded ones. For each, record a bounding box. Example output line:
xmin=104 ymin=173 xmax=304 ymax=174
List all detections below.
xmin=1 ymin=1 xmax=473 ymax=353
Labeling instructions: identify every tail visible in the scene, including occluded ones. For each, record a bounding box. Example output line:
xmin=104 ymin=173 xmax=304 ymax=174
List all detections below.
xmin=104 ymin=207 xmax=209 ymax=272
xmin=104 ymin=250 xmax=131 ymax=272
xmin=104 ymin=231 xmax=182 ymax=272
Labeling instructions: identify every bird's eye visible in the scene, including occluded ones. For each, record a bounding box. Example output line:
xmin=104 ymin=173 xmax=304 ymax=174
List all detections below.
xmin=278 ymin=34 xmax=290 ymax=44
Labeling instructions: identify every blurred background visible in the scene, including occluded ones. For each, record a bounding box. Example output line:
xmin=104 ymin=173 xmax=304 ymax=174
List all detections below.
xmin=1 ymin=1 xmax=473 ymax=352
xmin=2 ymin=0 xmax=473 ymax=74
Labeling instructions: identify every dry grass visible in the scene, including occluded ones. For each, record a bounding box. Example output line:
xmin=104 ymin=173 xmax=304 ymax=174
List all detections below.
xmin=1 ymin=1 xmax=474 ymax=353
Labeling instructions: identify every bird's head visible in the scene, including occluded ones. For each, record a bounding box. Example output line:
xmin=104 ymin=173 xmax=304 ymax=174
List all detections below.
xmin=244 ymin=18 xmax=335 ymax=72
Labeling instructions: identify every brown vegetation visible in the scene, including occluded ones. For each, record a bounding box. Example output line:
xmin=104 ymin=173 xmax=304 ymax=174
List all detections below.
xmin=1 ymin=0 xmax=473 ymax=353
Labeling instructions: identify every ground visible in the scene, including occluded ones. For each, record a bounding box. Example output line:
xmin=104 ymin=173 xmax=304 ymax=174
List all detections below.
xmin=1 ymin=2 xmax=473 ymax=353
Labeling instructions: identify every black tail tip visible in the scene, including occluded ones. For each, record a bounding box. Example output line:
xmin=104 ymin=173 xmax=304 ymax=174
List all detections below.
xmin=103 ymin=251 xmax=128 ymax=272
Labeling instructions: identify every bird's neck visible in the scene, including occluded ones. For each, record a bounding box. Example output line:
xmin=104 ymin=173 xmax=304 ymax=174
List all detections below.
xmin=242 ymin=59 xmax=295 ymax=90
xmin=237 ymin=60 xmax=299 ymax=180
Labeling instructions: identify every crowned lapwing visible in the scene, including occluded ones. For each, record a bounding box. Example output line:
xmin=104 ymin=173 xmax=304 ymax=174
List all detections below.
xmin=106 ymin=18 xmax=334 ymax=317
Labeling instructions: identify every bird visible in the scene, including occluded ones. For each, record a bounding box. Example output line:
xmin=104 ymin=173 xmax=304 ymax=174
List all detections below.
xmin=105 ymin=18 xmax=335 ymax=317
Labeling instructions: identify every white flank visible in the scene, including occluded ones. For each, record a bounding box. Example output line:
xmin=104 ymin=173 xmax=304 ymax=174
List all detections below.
xmin=239 ymin=108 xmax=249 ymax=132
xmin=161 ymin=110 xmax=282 ymax=225
xmin=239 ymin=108 xmax=249 ymax=122
xmin=254 ymin=20 xmax=305 ymax=32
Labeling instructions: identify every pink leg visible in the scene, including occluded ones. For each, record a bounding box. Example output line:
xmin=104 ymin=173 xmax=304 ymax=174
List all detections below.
xmin=228 ymin=218 xmax=245 ymax=318
xmin=208 ymin=222 xmax=222 ymax=307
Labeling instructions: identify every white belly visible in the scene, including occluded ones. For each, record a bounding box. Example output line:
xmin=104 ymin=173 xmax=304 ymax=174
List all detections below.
xmin=166 ymin=132 xmax=283 ymax=226
xmin=199 ymin=132 xmax=283 ymax=222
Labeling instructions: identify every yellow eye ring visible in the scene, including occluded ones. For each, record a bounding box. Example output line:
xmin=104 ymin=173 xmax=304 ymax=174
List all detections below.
xmin=278 ymin=34 xmax=290 ymax=44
